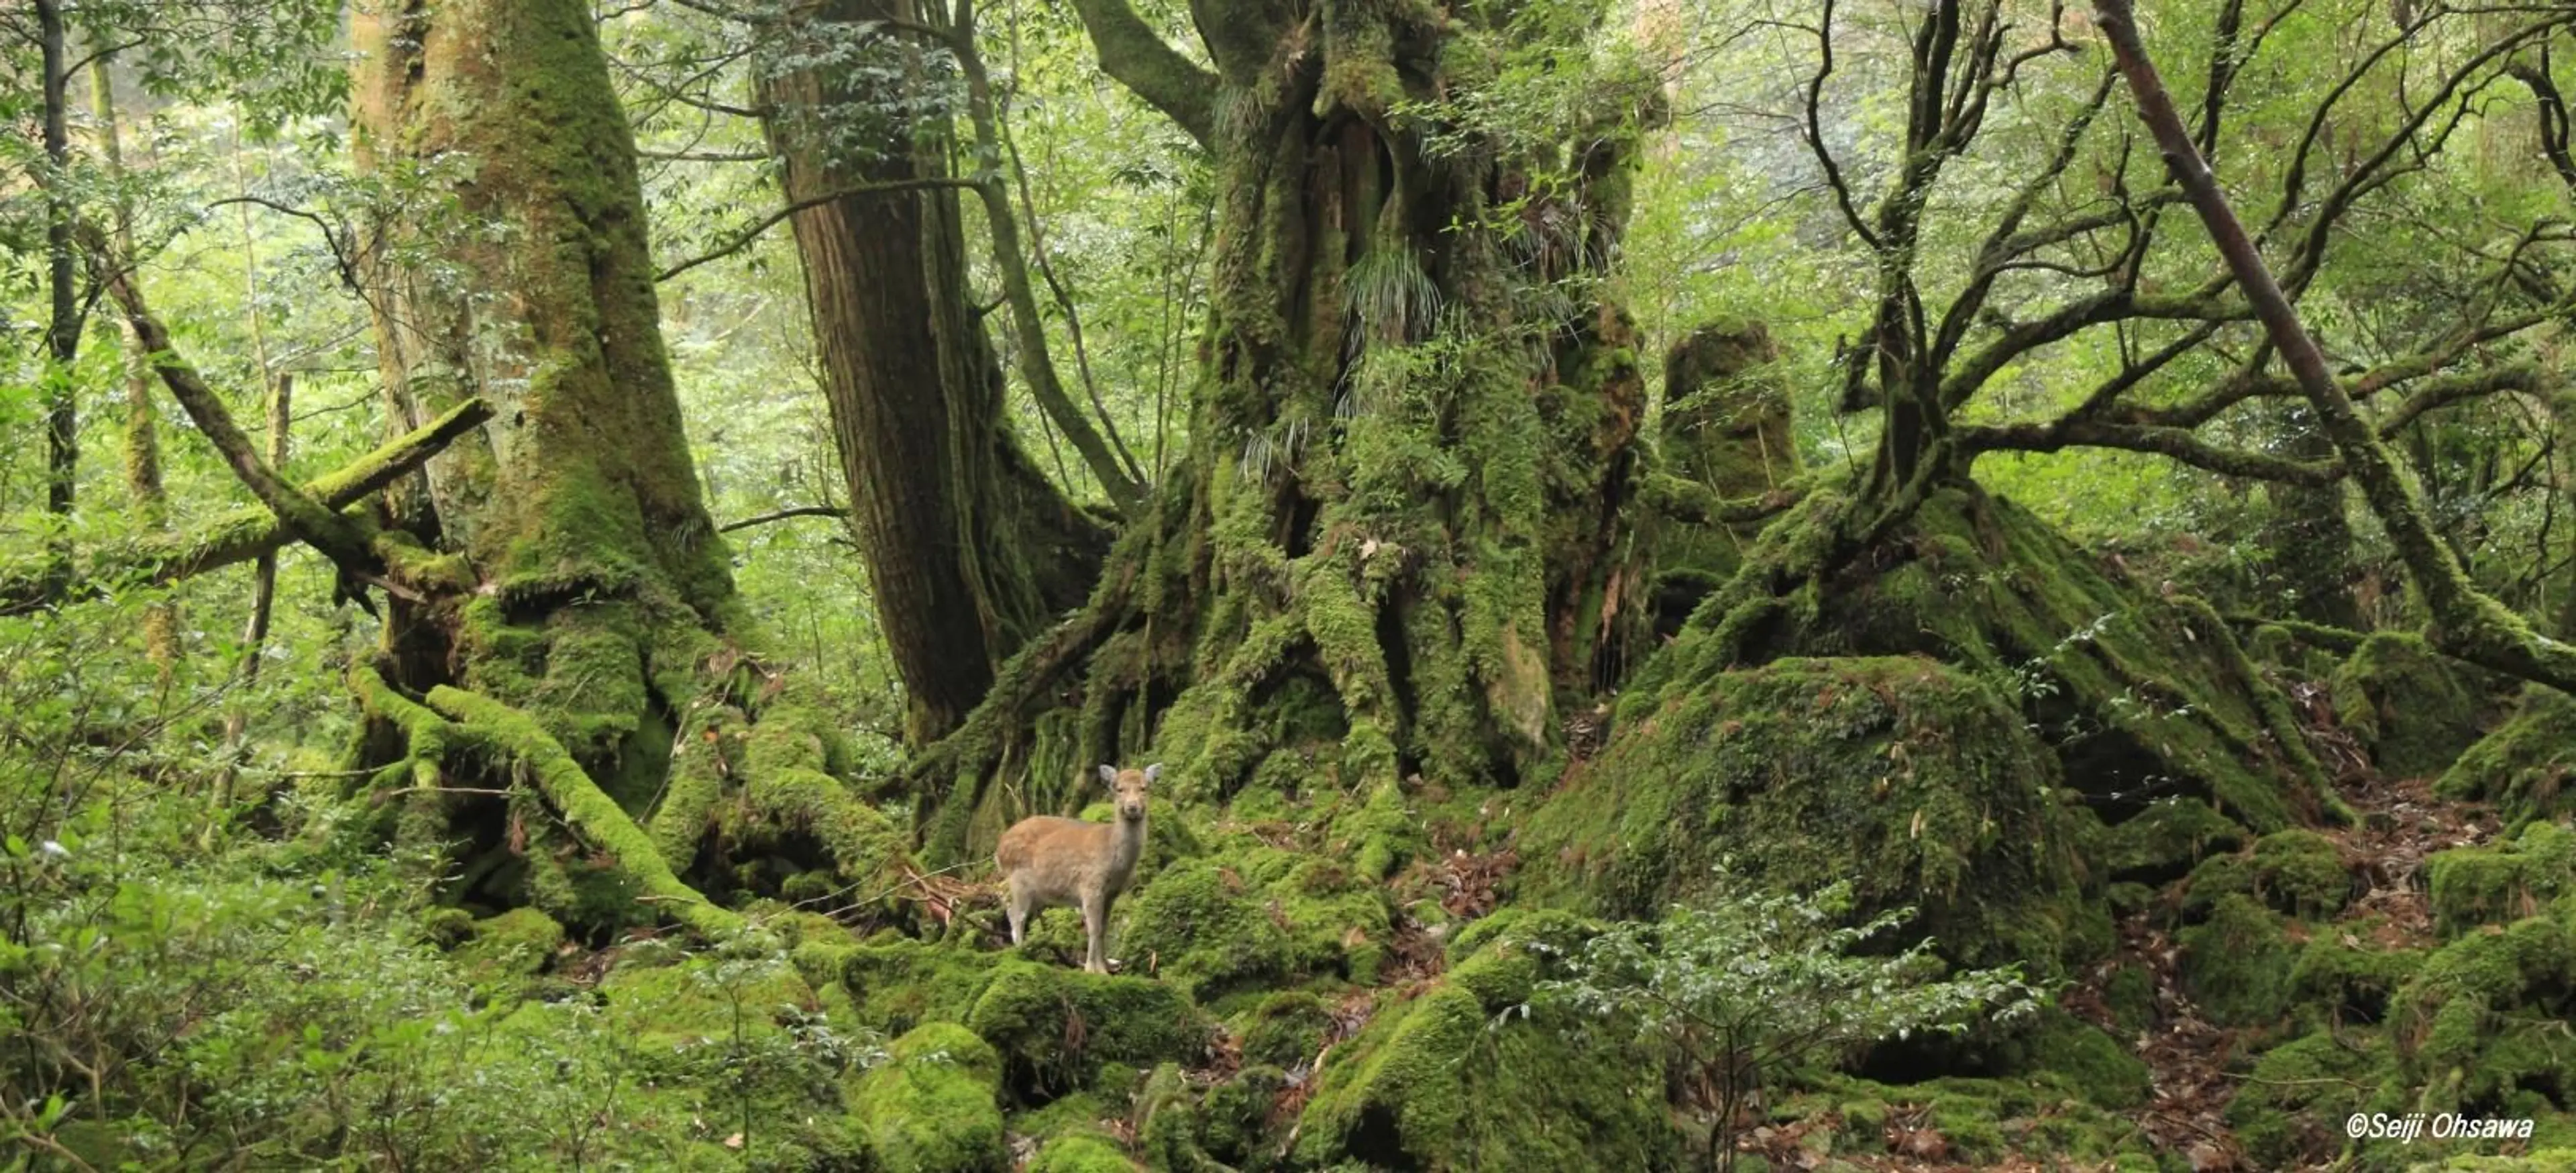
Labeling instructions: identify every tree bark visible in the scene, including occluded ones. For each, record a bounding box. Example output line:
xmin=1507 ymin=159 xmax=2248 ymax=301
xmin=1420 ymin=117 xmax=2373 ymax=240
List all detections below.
xmin=87 ymin=48 xmax=180 ymax=674
xmin=37 ymin=0 xmax=80 ymax=543
xmin=757 ymin=0 xmax=1108 ymax=746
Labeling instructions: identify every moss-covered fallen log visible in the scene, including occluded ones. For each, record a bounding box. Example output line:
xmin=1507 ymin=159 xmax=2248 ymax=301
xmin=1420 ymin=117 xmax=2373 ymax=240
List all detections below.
xmin=0 ymin=399 xmax=492 ymax=615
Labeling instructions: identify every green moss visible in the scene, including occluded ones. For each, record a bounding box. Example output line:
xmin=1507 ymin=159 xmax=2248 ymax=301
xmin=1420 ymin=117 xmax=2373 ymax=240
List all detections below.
xmin=2178 ymin=893 xmax=2298 ymax=1027
xmin=1289 ymin=925 xmax=1680 ymax=1170
xmin=2439 ymin=684 xmax=2576 ymax=829
xmin=1025 ymin=1133 xmax=1139 ymax=1172
xmin=2252 ymin=829 xmax=2357 ymax=919
xmin=2389 ymin=899 xmax=2576 ymax=1116
xmin=1116 ymin=858 xmax=1292 ymax=999
xmin=2429 ymin=822 xmax=2576 ymax=937
xmin=965 ymin=960 xmax=1210 ymax=1099
xmin=1238 ymin=990 xmax=1334 ymax=1068
xmin=2333 ymin=631 xmax=2487 ymax=780
xmin=2224 ymin=1030 xmax=2399 ymax=1169
xmin=597 ymin=954 xmax=824 ymax=1054
xmin=1992 ymin=1009 xmax=2151 ymax=1109
xmin=2288 ymin=934 xmax=2422 ymax=1029
xmin=1521 ymin=656 xmax=2100 ymax=974
xmin=853 ymin=1023 xmax=1008 ymax=1173
xmin=839 ymin=937 xmax=1008 ymax=1038
xmin=2100 ymin=797 xmax=2247 ymax=882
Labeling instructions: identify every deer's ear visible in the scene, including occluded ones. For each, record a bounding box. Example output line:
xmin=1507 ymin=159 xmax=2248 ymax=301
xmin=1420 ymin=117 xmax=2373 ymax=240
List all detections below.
xmin=1143 ymin=764 xmax=1163 ymax=784
xmin=1097 ymin=764 xmax=1118 ymax=784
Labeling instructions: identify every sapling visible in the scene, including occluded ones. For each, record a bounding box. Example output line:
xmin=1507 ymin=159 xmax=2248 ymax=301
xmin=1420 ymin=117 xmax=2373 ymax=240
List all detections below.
xmin=1527 ymin=872 xmax=2039 ymax=1173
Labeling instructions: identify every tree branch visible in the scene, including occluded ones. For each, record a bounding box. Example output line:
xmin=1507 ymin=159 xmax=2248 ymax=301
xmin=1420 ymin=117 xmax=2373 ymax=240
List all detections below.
xmin=2096 ymin=0 xmax=2576 ymax=693
xmin=1063 ymin=0 xmax=1217 ymax=148
xmin=657 ymin=178 xmax=987 ymax=283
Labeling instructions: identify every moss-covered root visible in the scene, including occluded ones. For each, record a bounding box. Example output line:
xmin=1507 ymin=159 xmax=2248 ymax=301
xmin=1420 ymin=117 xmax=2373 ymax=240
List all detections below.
xmin=853 ymin=1023 xmax=1010 ymax=1173
xmin=426 ymin=684 xmax=743 ymax=939
xmin=2333 ymin=631 xmax=2489 ymax=780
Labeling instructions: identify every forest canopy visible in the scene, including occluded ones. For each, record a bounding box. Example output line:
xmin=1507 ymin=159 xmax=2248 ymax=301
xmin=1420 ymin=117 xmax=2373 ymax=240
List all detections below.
xmin=5 ymin=0 xmax=2576 ymax=1168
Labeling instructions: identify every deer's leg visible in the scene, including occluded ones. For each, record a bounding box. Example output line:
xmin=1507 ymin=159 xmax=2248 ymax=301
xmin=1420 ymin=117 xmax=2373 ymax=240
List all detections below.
xmin=1006 ymin=876 xmax=1031 ymax=947
xmin=1080 ymin=890 xmax=1107 ymax=974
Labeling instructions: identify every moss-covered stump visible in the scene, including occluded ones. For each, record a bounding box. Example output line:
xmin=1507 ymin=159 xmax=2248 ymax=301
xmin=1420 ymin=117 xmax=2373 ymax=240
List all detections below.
xmin=1290 ymin=913 xmax=1682 ymax=1170
xmin=854 ymin=1023 xmax=1010 ymax=1173
xmin=2178 ymin=893 xmax=2300 ymax=1027
xmin=2430 ymin=823 xmax=2576 ymax=937
xmin=1650 ymin=319 xmax=1798 ymax=626
xmin=2335 ymin=631 xmax=2490 ymax=780
xmin=1523 ymin=655 xmax=2102 ymax=974
xmin=2440 ymin=684 xmax=2576 ymax=828
xmin=966 ymin=960 xmax=1211 ymax=1100
xmin=1719 ymin=487 xmax=2330 ymax=831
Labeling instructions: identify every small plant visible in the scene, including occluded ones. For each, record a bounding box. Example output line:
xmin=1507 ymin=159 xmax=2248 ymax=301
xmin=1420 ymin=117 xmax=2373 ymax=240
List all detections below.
xmin=1528 ymin=872 xmax=2039 ymax=1173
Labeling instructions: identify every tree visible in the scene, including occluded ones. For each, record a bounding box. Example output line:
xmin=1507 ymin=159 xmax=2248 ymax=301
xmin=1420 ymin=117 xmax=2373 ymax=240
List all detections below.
xmin=904 ymin=0 xmax=1672 ymax=860
xmin=754 ymin=0 xmax=1110 ymax=747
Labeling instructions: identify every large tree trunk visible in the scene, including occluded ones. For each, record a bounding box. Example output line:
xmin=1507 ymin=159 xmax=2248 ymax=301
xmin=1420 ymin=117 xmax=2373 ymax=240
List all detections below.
xmin=757 ymin=0 xmax=1108 ymax=748
xmin=345 ymin=0 xmax=900 ymax=931
xmin=916 ymin=0 xmax=1657 ymax=860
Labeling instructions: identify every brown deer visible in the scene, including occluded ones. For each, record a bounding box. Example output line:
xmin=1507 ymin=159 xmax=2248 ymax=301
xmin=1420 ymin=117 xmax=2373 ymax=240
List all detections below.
xmin=994 ymin=763 xmax=1157 ymax=974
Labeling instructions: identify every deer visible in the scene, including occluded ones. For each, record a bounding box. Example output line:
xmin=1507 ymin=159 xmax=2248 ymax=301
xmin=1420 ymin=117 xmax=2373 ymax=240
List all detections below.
xmin=994 ymin=763 xmax=1158 ymax=974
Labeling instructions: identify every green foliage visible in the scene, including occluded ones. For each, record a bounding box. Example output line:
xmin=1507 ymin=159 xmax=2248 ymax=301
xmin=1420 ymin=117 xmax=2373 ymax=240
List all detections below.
xmin=1532 ymin=877 xmax=2039 ymax=1172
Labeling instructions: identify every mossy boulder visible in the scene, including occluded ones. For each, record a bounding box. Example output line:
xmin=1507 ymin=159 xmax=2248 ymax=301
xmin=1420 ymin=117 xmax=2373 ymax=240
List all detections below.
xmin=1115 ymin=858 xmax=1293 ymax=999
xmin=2334 ymin=631 xmax=2486 ymax=780
xmin=1237 ymin=990 xmax=1335 ymax=1068
xmin=1289 ymin=911 xmax=1680 ymax=1170
xmin=2100 ymin=797 xmax=2247 ymax=884
xmin=598 ymin=954 xmax=828 ymax=1058
xmin=964 ymin=960 xmax=1210 ymax=1099
xmin=2178 ymin=893 xmax=2298 ymax=1027
xmin=841 ymin=937 xmax=1007 ymax=1037
xmin=2288 ymin=933 xmax=2420 ymax=1029
xmin=2180 ymin=829 xmax=2355 ymax=923
xmin=2428 ymin=822 xmax=2576 ymax=937
xmin=2440 ymin=684 xmax=2576 ymax=829
xmin=2225 ymin=1030 xmax=2401 ymax=1169
xmin=853 ymin=1023 xmax=1008 ymax=1173
xmin=2388 ymin=897 xmax=2576 ymax=1115
xmin=1523 ymin=655 xmax=2102 ymax=974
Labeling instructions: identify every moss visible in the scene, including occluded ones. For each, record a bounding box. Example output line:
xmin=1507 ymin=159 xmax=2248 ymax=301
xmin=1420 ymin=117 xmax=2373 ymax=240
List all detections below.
xmin=2333 ymin=631 xmax=2487 ymax=780
xmin=2288 ymin=933 xmax=2422 ymax=1028
xmin=2439 ymin=684 xmax=2576 ymax=828
xmin=1026 ymin=1133 xmax=1140 ymax=1172
xmin=1521 ymin=656 xmax=2100 ymax=975
xmin=838 ymin=937 xmax=1012 ymax=1039
xmin=853 ymin=1023 xmax=1009 ymax=1173
xmin=597 ymin=954 xmax=826 ymax=1055
xmin=1238 ymin=990 xmax=1335 ymax=1068
xmin=1116 ymin=858 xmax=1292 ymax=999
xmin=2429 ymin=822 xmax=2576 ymax=937
xmin=2251 ymin=829 xmax=2357 ymax=919
xmin=964 ymin=960 xmax=1210 ymax=1099
xmin=2178 ymin=892 xmax=2298 ymax=1027
xmin=2224 ymin=1029 xmax=2400 ymax=1169
xmin=1996 ymin=1009 xmax=2151 ymax=1109
xmin=2100 ymin=797 xmax=2248 ymax=883
xmin=2388 ymin=899 xmax=2576 ymax=1116
xmin=1290 ymin=925 xmax=1680 ymax=1170
xmin=450 ymin=907 xmax=564 ymax=993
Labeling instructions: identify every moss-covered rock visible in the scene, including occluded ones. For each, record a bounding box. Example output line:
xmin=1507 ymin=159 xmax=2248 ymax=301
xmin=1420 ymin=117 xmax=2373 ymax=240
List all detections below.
xmin=450 ymin=906 xmax=565 ymax=991
xmin=2225 ymin=1029 xmax=2400 ymax=1169
xmin=1115 ymin=858 xmax=1292 ymax=999
xmin=2334 ymin=631 xmax=2487 ymax=780
xmin=1238 ymin=990 xmax=1335 ymax=1069
xmin=1289 ymin=920 xmax=1681 ymax=1170
xmin=1025 ymin=1133 xmax=1140 ymax=1172
xmin=853 ymin=1023 xmax=1008 ymax=1173
xmin=2288 ymin=933 xmax=2420 ymax=1028
xmin=2388 ymin=897 xmax=2576 ymax=1116
xmin=2428 ymin=822 xmax=2576 ymax=937
xmin=2440 ymin=684 xmax=2576 ymax=829
xmin=2178 ymin=893 xmax=2298 ymax=1027
xmin=2100 ymin=797 xmax=2247 ymax=884
xmin=965 ymin=960 xmax=1210 ymax=1099
xmin=841 ymin=937 xmax=1008 ymax=1037
xmin=1522 ymin=656 xmax=2102 ymax=974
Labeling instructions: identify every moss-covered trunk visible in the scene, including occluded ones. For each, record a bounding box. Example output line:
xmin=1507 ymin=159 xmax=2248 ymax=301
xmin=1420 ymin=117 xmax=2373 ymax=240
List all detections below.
xmin=758 ymin=0 xmax=1108 ymax=748
xmin=920 ymin=0 xmax=1660 ymax=860
xmin=345 ymin=0 xmax=900 ymax=929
